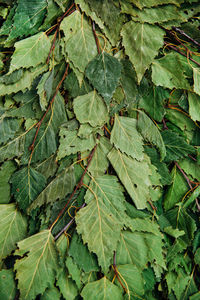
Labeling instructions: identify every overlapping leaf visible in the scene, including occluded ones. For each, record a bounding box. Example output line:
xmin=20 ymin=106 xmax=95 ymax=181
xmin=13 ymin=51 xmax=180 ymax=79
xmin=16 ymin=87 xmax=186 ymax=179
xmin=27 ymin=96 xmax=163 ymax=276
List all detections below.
xmin=110 ymin=114 xmax=144 ymax=160
xmin=0 ymin=204 xmax=27 ymax=261
xmin=121 ymin=22 xmax=164 ymax=83
xmin=14 ymin=230 xmax=60 ymax=300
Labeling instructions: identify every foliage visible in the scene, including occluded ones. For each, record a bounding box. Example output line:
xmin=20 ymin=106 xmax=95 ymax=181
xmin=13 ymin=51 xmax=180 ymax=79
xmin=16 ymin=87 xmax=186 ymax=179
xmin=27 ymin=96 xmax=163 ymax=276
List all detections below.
xmin=0 ymin=0 xmax=200 ymax=299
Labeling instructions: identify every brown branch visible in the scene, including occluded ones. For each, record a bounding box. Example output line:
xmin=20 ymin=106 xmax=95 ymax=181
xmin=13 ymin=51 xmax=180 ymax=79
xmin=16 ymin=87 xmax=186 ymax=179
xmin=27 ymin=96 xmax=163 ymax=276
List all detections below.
xmin=164 ymin=42 xmax=200 ymax=67
xmin=54 ymin=203 xmax=86 ymax=241
xmin=46 ymin=3 xmax=76 ymax=64
xmin=174 ymin=161 xmax=192 ymax=189
xmin=92 ymin=21 xmax=101 ymax=54
xmin=172 ymin=27 xmax=200 ymax=49
xmin=49 ymin=139 xmax=100 ymax=230
xmin=29 ymin=64 xmax=69 ymax=158
xmin=113 ymin=252 xmax=127 ymax=292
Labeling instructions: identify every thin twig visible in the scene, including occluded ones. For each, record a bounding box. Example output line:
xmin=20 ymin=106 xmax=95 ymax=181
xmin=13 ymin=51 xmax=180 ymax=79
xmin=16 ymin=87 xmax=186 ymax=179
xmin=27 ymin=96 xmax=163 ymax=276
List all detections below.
xmin=162 ymin=118 xmax=168 ymax=130
xmin=29 ymin=64 xmax=69 ymax=162
xmin=92 ymin=21 xmax=101 ymax=54
xmin=164 ymin=42 xmax=200 ymax=67
xmin=54 ymin=203 xmax=86 ymax=241
xmin=172 ymin=27 xmax=200 ymax=49
xmin=188 ymin=154 xmax=197 ymax=162
xmin=49 ymin=139 xmax=100 ymax=230
xmin=174 ymin=161 xmax=192 ymax=189
xmin=113 ymin=252 xmax=127 ymax=292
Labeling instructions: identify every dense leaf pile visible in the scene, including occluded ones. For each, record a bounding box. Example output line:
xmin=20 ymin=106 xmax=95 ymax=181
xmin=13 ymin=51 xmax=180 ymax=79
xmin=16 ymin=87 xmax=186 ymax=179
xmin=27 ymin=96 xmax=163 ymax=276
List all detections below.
xmin=0 ymin=0 xmax=200 ymax=299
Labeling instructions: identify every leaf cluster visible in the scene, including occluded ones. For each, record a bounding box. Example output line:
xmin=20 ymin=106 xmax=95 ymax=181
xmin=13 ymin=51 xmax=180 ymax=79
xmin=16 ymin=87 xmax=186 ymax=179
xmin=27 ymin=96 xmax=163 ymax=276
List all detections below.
xmin=0 ymin=0 xmax=200 ymax=299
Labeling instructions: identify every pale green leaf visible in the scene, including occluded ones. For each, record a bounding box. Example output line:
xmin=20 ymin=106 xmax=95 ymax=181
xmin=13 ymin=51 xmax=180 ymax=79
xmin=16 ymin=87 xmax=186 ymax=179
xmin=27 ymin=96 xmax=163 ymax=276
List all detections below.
xmin=85 ymin=52 xmax=122 ymax=104
xmin=9 ymin=32 xmax=51 ymax=73
xmin=108 ymin=148 xmax=151 ymax=209
xmin=60 ymin=10 xmax=97 ymax=73
xmin=121 ymin=21 xmax=164 ymax=83
xmin=73 ymin=90 xmax=108 ymax=127
xmin=164 ymin=166 xmax=188 ymax=210
xmin=137 ymin=111 xmax=166 ymax=160
xmin=28 ymin=165 xmax=75 ymax=212
xmin=81 ymin=277 xmax=123 ymax=300
xmin=66 ymin=256 xmax=82 ymax=289
xmin=56 ymin=269 xmax=78 ymax=300
xmin=40 ymin=287 xmax=61 ymax=300
xmin=57 ymin=127 xmax=96 ymax=160
xmin=0 ymin=65 xmax=48 ymax=96
xmin=179 ymin=157 xmax=200 ymax=182
xmin=0 ymin=161 xmax=16 ymax=204
xmin=76 ymin=175 xmax=126 ymax=271
xmin=116 ymin=264 xmax=144 ymax=296
xmin=193 ymin=68 xmax=200 ymax=96
xmin=37 ymin=71 xmax=53 ymax=111
xmin=166 ymin=268 xmax=190 ymax=300
xmin=161 ymin=130 xmax=195 ymax=162
xmin=110 ymin=114 xmax=144 ymax=160
xmin=11 ymin=167 xmax=46 ymax=212
xmin=14 ymin=230 xmax=60 ymax=300
xmin=127 ymin=0 xmax=184 ymax=9
xmin=116 ymin=230 xmax=165 ymax=270
xmin=188 ymin=92 xmax=200 ymax=122
xmin=35 ymin=154 xmax=58 ymax=180
xmin=152 ymin=52 xmax=191 ymax=89
xmin=0 ymin=204 xmax=27 ymax=261
xmin=0 ymin=269 xmax=16 ymax=300
xmin=129 ymin=5 xmax=184 ymax=24
xmin=120 ymin=59 xmax=138 ymax=103
xmin=87 ymin=136 xmax=112 ymax=177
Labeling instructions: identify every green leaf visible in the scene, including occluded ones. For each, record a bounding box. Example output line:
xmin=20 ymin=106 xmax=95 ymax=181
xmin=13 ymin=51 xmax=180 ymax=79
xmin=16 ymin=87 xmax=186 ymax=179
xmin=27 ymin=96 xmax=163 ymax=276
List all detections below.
xmin=68 ymin=231 xmax=99 ymax=272
xmin=14 ymin=230 xmax=60 ymax=300
xmin=76 ymin=175 xmax=125 ymax=272
xmin=9 ymin=32 xmax=51 ymax=73
xmin=37 ymin=70 xmax=54 ymax=111
xmin=85 ymin=52 xmax=122 ymax=104
xmin=161 ymin=130 xmax=195 ymax=162
xmin=120 ymin=59 xmax=138 ymax=103
xmin=0 ymin=161 xmax=16 ymax=204
xmin=40 ymin=286 xmax=61 ymax=300
xmin=85 ymin=0 xmax=124 ymax=45
xmin=11 ymin=167 xmax=46 ymax=212
xmin=0 ymin=203 xmax=27 ymax=261
xmin=0 ymin=65 xmax=48 ymax=96
xmin=188 ymin=92 xmax=200 ymax=122
xmin=7 ymin=0 xmax=47 ymax=40
xmin=164 ymin=165 xmax=189 ymax=210
xmin=139 ymin=86 xmax=168 ymax=122
xmin=179 ymin=157 xmax=200 ymax=182
xmin=0 ymin=117 xmax=21 ymax=145
xmin=21 ymin=92 xmax=67 ymax=164
xmin=166 ymin=268 xmax=191 ymax=300
xmin=152 ymin=52 xmax=191 ymax=89
xmin=116 ymin=230 xmax=165 ymax=270
xmin=57 ymin=127 xmax=96 ymax=160
xmin=56 ymin=269 xmax=78 ymax=300
xmin=127 ymin=0 xmax=184 ymax=9
xmin=144 ymin=147 xmax=172 ymax=185
xmin=0 ymin=269 xmax=16 ymax=300
xmin=108 ymin=148 xmax=151 ymax=209
xmin=73 ymin=90 xmax=108 ymax=127
xmin=129 ymin=5 xmax=184 ymax=24
xmin=66 ymin=256 xmax=82 ymax=289
xmin=116 ymin=264 xmax=144 ymax=296
xmin=137 ymin=111 xmax=166 ymax=160
xmin=28 ymin=165 xmax=75 ymax=212
xmin=87 ymin=136 xmax=112 ymax=177
xmin=193 ymin=68 xmax=200 ymax=96
xmin=81 ymin=277 xmax=123 ymax=300
xmin=121 ymin=21 xmax=164 ymax=83
xmin=60 ymin=10 xmax=98 ymax=73
xmin=110 ymin=114 xmax=144 ymax=160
